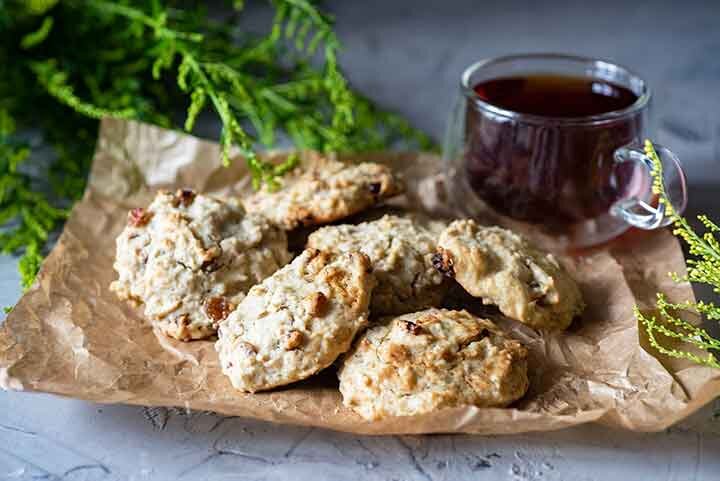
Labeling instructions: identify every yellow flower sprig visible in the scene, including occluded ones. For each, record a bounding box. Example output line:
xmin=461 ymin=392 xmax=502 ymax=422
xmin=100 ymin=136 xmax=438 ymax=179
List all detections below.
xmin=636 ymin=140 xmax=720 ymax=368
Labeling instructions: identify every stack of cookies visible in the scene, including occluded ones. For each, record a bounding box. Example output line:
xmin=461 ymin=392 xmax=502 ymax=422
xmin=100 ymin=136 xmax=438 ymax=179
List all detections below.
xmin=111 ymin=157 xmax=584 ymax=421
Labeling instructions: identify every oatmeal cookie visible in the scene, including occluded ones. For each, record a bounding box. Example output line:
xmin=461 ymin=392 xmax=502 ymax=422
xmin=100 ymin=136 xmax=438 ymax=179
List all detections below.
xmin=243 ymin=157 xmax=403 ymax=230
xmin=307 ymin=215 xmax=448 ymax=316
xmin=111 ymin=189 xmax=291 ymax=341
xmin=216 ymin=248 xmax=375 ymax=392
xmin=338 ymin=308 xmax=529 ymax=420
xmin=435 ymin=220 xmax=583 ymax=330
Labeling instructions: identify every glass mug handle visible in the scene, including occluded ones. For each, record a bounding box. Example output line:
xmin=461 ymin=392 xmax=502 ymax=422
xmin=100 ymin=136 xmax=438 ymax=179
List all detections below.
xmin=610 ymin=143 xmax=688 ymax=229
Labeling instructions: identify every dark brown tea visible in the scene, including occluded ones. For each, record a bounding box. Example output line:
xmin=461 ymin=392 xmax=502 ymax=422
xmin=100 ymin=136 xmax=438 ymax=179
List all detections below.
xmin=465 ymin=74 xmax=644 ymax=229
xmin=473 ymin=75 xmax=638 ymax=117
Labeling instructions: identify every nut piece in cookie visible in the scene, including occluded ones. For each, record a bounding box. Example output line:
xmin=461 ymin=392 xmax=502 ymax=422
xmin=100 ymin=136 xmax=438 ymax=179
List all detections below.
xmin=338 ymin=308 xmax=529 ymax=420
xmin=436 ymin=220 xmax=584 ymax=331
xmin=216 ymin=248 xmax=376 ymax=392
xmin=243 ymin=156 xmax=403 ymax=230
xmin=307 ymin=215 xmax=449 ymax=316
xmin=110 ymin=189 xmax=292 ymax=341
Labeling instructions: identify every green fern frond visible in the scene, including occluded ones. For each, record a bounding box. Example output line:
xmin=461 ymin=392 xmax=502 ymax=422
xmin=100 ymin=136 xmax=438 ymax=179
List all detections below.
xmin=0 ymin=109 xmax=68 ymax=290
xmin=20 ymin=16 xmax=54 ymax=49
xmin=0 ymin=0 xmax=435 ymax=295
xmin=18 ymin=242 xmax=44 ymax=289
xmin=31 ymin=61 xmax=137 ymax=120
xmin=25 ymin=0 xmax=59 ymax=16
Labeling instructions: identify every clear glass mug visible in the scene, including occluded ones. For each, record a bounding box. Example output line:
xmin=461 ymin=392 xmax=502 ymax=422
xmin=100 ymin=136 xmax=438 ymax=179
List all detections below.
xmin=443 ymin=54 xmax=688 ymax=248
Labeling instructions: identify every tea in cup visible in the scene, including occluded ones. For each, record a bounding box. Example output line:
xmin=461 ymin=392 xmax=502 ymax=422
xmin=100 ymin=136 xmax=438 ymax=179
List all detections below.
xmin=444 ymin=54 xmax=687 ymax=247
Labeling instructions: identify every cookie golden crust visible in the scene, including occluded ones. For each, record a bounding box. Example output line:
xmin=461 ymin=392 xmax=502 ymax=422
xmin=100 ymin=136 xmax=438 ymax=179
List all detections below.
xmin=338 ymin=308 xmax=529 ymax=420
xmin=216 ymin=249 xmax=375 ymax=393
xmin=435 ymin=220 xmax=584 ymax=331
xmin=242 ymin=157 xmax=403 ymax=230
xmin=110 ymin=189 xmax=291 ymax=341
xmin=306 ymin=215 xmax=449 ymax=316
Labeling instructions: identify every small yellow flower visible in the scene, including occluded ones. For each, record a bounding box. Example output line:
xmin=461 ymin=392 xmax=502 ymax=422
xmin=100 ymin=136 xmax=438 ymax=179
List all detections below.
xmin=636 ymin=141 xmax=720 ymax=369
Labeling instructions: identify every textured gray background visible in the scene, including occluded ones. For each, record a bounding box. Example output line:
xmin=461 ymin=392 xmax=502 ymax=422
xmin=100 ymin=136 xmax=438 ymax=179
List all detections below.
xmin=1 ymin=0 xmax=719 ymax=479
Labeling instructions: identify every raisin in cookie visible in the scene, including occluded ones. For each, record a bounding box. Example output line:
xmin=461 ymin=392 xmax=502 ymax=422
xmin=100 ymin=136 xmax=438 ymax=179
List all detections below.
xmin=111 ymin=189 xmax=291 ymax=341
xmin=307 ymin=215 xmax=448 ymax=316
xmin=338 ymin=308 xmax=528 ymax=420
xmin=243 ymin=157 xmax=403 ymax=230
xmin=216 ymin=249 xmax=375 ymax=392
xmin=434 ymin=220 xmax=583 ymax=330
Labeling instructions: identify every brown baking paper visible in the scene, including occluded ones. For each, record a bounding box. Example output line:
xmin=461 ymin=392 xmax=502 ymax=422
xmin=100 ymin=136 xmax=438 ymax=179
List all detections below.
xmin=2 ymin=118 xmax=719 ymax=435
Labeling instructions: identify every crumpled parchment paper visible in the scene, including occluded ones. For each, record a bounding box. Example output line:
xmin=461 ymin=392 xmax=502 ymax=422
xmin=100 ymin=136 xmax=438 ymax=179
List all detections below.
xmin=1 ymin=118 xmax=718 ymax=435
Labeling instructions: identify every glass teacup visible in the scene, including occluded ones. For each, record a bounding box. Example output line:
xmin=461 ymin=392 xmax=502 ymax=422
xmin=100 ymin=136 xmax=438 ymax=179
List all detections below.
xmin=443 ymin=53 xmax=687 ymax=248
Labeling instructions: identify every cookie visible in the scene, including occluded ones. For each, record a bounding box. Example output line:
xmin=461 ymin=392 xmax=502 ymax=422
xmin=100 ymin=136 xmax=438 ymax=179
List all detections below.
xmin=435 ymin=220 xmax=584 ymax=330
xmin=216 ymin=249 xmax=375 ymax=392
xmin=243 ymin=156 xmax=403 ymax=230
xmin=338 ymin=308 xmax=529 ymax=420
xmin=111 ymin=189 xmax=291 ymax=341
xmin=307 ymin=215 xmax=448 ymax=316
